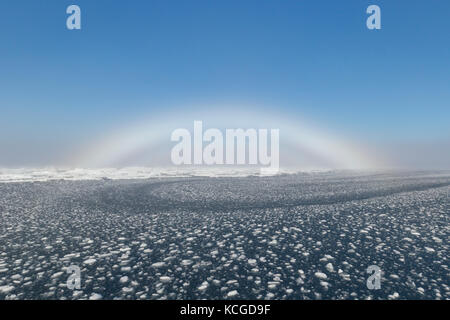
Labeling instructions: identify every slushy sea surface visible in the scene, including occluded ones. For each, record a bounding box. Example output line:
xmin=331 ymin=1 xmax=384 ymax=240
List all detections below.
xmin=0 ymin=171 xmax=448 ymax=300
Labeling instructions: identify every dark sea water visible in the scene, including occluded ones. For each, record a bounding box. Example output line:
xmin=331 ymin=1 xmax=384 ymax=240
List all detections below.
xmin=0 ymin=171 xmax=448 ymax=300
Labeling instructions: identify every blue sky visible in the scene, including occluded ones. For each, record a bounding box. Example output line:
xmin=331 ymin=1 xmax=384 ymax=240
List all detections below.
xmin=0 ymin=0 xmax=449 ymax=167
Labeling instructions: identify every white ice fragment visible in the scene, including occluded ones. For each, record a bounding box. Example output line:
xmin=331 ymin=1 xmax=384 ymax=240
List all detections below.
xmin=83 ymin=258 xmax=96 ymax=265
xmin=0 ymin=285 xmax=14 ymax=294
xmin=51 ymin=272 xmax=64 ymax=279
xmin=151 ymin=262 xmax=166 ymax=268
xmin=227 ymin=290 xmax=239 ymax=297
xmin=160 ymin=276 xmax=172 ymax=283
xmin=181 ymin=259 xmax=193 ymax=266
xmin=314 ymin=272 xmax=327 ymax=280
xmin=325 ymin=263 xmax=334 ymax=273
xmin=432 ymin=237 xmax=442 ymax=244
xmin=388 ymin=292 xmax=399 ymax=300
xmin=198 ymin=281 xmax=209 ymax=291
xmin=89 ymin=293 xmax=102 ymax=300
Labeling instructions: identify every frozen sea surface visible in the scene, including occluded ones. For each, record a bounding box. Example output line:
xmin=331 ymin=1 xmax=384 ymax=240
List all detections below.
xmin=0 ymin=171 xmax=448 ymax=300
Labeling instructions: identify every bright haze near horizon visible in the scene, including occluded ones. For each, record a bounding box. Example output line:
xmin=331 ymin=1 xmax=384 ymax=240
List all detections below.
xmin=0 ymin=0 xmax=449 ymax=170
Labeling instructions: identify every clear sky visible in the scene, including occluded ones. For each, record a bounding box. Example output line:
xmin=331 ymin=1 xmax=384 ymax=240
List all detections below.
xmin=0 ymin=0 xmax=449 ymax=168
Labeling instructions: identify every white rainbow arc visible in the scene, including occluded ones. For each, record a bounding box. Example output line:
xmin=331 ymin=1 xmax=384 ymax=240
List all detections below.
xmin=72 ymin=107 xmax=381 ymax=170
